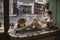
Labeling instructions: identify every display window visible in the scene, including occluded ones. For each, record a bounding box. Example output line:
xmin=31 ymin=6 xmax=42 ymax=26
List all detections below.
xmin=9 ymin=0 xmax=42 ymax=35
xmin=8 ymin=0 xmax=56 ymax=36
xmin=0 ymin=0 xmax=59 ymax=40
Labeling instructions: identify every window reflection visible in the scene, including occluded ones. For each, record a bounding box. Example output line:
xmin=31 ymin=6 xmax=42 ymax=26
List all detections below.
xmin=0 ymin=0 xmax=4 ymax=33
xmin=9 ymin=0 xmax=46 ymax=27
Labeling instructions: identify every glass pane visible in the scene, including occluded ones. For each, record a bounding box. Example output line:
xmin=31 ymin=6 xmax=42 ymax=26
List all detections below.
xmin=8 ymin=0 xmax=50 ymax=38
xmin=0 ymin=0 xmax=4 ymax=33
xmin=8 ymin=0 xmax=59 ymax=40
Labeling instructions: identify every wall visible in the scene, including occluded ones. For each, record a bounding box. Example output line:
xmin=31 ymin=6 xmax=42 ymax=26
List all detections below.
xmin=49 ymin=0 xmax=60 ymax=26
xmin=56 ymin=0 xmax=60 ymax=26
xmin=49 ymin=0 xmax=56 ymax=25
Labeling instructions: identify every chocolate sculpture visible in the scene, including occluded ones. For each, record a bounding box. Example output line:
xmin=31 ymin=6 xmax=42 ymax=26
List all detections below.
xmin=13 ymin=14 xmax=54 ymax=32
xmin=16 ymin=18 xmax=27 ymax=32
xmin=27 ymin=17 xmax=42 ymax=30
xmin=15 ymin=17 xmax=44 ymax=32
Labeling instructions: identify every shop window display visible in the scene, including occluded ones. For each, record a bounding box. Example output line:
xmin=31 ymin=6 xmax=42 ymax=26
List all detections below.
xmin=9 ymin=0 xmax=51 ymax=35
xmin=8 ymin=10 xmax=56 ymax=34
xmin=8 ymin=0 xmax=59 ymax=40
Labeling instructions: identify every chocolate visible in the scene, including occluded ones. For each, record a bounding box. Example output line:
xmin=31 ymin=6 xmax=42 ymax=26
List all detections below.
xmin=17 ymin=18 xmax=26 ymax=24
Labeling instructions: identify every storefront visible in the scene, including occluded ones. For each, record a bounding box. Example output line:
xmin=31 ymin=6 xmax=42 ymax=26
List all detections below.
xmin=9 ymin=0 xmax=46 ymax=15
xmin=9 ymin=0 xmax=34 ymax=15
xmin=34 ymin=3 xmax=45 ymax=15
xmin=17 ymin=1 xmax=34 ymax=14
xmin=34 ymin=0 xmax=46 ymax=15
